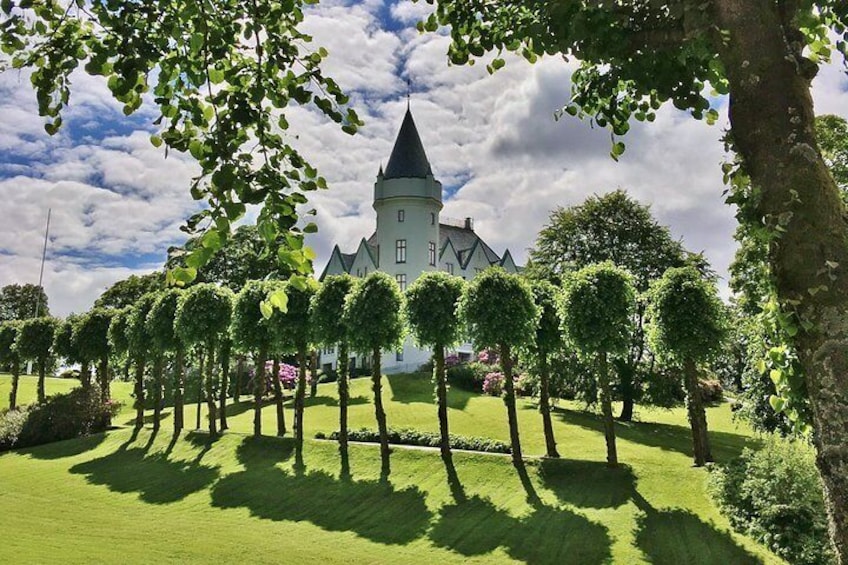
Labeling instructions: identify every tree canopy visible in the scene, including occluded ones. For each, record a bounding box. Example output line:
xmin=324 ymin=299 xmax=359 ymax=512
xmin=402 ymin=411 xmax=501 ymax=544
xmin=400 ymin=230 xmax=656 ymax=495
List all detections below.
xmin=0 ymin=321 xmax=20 ymax=366
xmin=230 ymin=280 xmax=279 ymax=354
xmin=126 ymin=293 xmax=159 ymax=359
xmin=74 ymin=309 xmax=114 ymax=364
xmin=15 ymin=316 xmax=57 ymax=362
xmin=343 ymin=272 xmax=405 ymax=355
xmin=310 ymin=274 xmax=354 ymax=347
xmin=404 ymin=271 xmax=465 ymax=349
xmin=95 ymin=273 xmax=165 ymax=310
xmin=107 ymin=307 xmax=131 ymax=358
xmin=175 ymin=284 xmax=234 ymax=347
xmin=146 ymin=289 xmax=184 ymax=354
xmin=0 ymin=283 xmax=49 ymax=321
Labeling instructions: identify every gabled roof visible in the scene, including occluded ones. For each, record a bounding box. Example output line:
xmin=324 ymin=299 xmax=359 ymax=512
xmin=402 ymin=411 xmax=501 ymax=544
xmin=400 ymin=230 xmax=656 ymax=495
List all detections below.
xmin=384 ymin=108 xmax=433 ymax=179
xmin=439 ymin=223 xmax=502 ymax=269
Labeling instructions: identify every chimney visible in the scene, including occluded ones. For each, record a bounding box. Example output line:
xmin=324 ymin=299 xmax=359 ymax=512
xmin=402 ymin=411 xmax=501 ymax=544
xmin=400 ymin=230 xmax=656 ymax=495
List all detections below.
xmin=464 ymin=217 xmax=474 ymax=231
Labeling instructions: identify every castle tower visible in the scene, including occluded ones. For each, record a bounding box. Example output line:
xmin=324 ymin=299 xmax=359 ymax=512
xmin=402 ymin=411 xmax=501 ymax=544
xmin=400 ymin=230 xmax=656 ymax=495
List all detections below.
xmin=373 ymin=107 xmax=442 ymax=291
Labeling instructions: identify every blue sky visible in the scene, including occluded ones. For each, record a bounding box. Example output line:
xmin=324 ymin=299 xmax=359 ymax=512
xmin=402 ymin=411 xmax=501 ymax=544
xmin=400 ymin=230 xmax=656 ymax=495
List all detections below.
xmin=0 ymin=0 xmax=847 ymax=316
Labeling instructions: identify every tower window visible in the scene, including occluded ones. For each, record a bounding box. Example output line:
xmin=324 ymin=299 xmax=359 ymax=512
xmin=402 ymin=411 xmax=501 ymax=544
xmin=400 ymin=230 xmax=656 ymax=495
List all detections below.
xmin=429 ymin=242 xmax=436 ymax=266
xmin=396 ymin=239 xmax=407 ymax=263
xmin=398 ymin=209 xmax=405 ymax=222
xmin=396 ymin=273 xmax=407 ymax=292
xmin=431 ymin=212 xmax=435 ymax=225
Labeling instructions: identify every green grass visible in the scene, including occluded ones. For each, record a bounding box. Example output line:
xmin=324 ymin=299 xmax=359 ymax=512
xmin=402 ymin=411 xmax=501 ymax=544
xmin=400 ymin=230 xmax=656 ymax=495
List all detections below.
xmin=0 ymin=373 xmax=782 ymax=564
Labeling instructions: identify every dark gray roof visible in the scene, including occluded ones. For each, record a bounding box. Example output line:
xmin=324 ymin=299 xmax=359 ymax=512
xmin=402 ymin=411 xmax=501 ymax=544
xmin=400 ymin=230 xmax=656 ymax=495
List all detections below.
xmin=340 ymin=252 xmax=356 ymax=272
xmin=384 ymin=109 xmax=433 ymax=179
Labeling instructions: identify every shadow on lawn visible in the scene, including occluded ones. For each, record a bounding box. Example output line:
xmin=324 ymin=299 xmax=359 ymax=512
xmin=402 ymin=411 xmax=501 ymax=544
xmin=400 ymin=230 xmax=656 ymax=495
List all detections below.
xmin=548 ymin=406 xmax=760 ymax=462
xmin=304 ymin=395 xmax=369 ymax=408
xmin=386 ymin=373 xmax=472 ymax=411
xmin=210 ymin=436 xmax=430 ymax=545
xmin=23 ymin=432 xmax=107 ymax=460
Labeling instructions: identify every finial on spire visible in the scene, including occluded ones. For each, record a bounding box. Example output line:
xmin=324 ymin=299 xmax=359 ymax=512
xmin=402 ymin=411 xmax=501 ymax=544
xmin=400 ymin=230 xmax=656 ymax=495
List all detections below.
xmin=406 ymin=78 xmax=411 ymax=109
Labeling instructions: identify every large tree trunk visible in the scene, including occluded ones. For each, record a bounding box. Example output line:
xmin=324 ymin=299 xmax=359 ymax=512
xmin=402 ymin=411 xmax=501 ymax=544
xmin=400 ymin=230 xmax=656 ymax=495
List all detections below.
xmin=205 ymin=346 xmax=217 ymax=435
xmin=295 ymin=349 xmax=307 ymax=450
xmin=434 ymin=345 xmax=451 ymax=457
xmin=219 ymin=341 xmax=230 ymax=431
xmin=36 ymin=356 xmax=46 ymax=403
xmin=371 ymin=348 xmax=389 ymax=461
xmin=174 ymin=347 xmax=185 ymax=433
xmin=310 ymin=350 xmax=319 ymax=398
xmin=254 ymin=348 xmax=266 ymax=437
xmin=683 ymin=358 xmax=712 ymax=466
xmin=195 ymin=349 xmax=204 ymax=430
xmin=499 ymin=343 xmax=523 ymax=465
xmin=617 ymin=361 xmax=635 ymax=422
xmin=337 ymin=342 xmax=350 ymax=450
xmin=98 ymin=355 xmax=109 ymax=403
xmin=9 ymin=359 xmax=19 ymax=410
xmin=80 ymin=359 xmax=91 ymax=390
xmin=271 ymin=357 xmax=286 ymax=436
xmin=133 ymin=357 xmax=146 ymax=429
xmin=234 ymin=355 xmax=244 ymax=404
xmin=152 ymin=355 xmax=164 ymax=432
xmin=713 ymin=3 xmax=848 ymax=559
xmin=539 ymin=351 xmax=559 ymax=458
xmin=597 ymin=351 xmax=618 ymax=466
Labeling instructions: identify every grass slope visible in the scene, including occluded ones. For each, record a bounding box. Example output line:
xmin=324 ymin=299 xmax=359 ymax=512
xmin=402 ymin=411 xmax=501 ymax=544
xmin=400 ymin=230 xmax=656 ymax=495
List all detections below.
xmin=0 ymin=373 xmax=781 ymax=564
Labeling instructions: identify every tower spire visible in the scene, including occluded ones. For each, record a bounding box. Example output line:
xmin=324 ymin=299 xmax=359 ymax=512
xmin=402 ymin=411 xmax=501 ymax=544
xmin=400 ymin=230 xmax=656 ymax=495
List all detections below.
xmin=406 ymin=78 xmax=411 ymax=110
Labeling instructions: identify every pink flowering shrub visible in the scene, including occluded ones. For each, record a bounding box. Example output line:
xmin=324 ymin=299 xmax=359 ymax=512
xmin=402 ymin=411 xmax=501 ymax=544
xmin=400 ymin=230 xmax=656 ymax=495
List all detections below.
xmin=477 ymin=349 xmax=499 ymax=365
xmin=445 ymin=354 xmax=461 ymax=368
xmin=482 ymin=372 xmax=505 ymax=396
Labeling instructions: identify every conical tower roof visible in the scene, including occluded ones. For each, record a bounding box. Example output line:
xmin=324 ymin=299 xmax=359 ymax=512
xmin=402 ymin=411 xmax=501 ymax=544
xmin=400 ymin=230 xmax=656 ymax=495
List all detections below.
xmin=384 ymin=108 xmax=432 ymax=179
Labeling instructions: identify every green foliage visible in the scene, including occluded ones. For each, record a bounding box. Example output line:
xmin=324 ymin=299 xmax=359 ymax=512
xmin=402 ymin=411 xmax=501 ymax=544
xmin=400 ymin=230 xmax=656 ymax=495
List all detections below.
xmin=15 ymin=317 xmax=57 ymax=362
xmin=74 ymin=309 xmax=114 ymax=363
xmin=0 ymin=283 xmax=49 ymax=322
xmin=404 ymin=271 xmax=465 ymax=348
xmin=271 ymin=280 xmax=318 ymax=353
xmin=319 ymin=427 xmax=511 ymax=454
xmin=816 ymin=114 xmax=848 ymax=194
xmin=458 ymin=268 xmax=538 ymax=351
xmin=310 ymin=274 xmax=354 ymax=346
xmin=230 ymin=280 xmax=280 ymax=353
xmin=53 ymin=316 xmax=80 ymax=364
xmin=344 ymin=272 xmax=405 ymax=354
xmin=0 ymin=385 xmax=116 ymax=452
xmin=646 ymin=267 xmax=727 ymax=365
xmin=0 ymin=321 xmax=20 ymax=365
xmin=94 ymin=272 xmax=164 ymax=309
xmin=126 ymin=293 xmax=159 ymax=358
xmin=527 ymin=279 xmax=564 ymax=356
xmin=146 ymin=289 xmax=184 ymax=354
xmin=446 ymin=361 xmax=501 ymax=393
xmin=175 ymin=284 xmax=234 ymax=347
xmin=708 ymin=436 xmax=835 ymax=565
xmin=2 ymin=0 xmax=362 ymax=281
xmin=107 ymin=307 xmax=131 ymax=357
xmin=561 ymin=262 xmax=635 ymax=358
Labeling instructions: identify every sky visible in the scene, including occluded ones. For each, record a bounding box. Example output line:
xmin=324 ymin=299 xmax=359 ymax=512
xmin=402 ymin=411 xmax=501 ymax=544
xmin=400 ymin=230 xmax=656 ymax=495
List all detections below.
xmin=1 ymin=0 xmax=847 ymax=317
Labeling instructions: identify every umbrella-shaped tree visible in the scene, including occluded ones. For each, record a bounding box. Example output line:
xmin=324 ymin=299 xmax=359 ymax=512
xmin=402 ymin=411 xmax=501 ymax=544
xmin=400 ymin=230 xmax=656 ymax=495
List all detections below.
xmin=526 ymin=279 xmax=565 ymax=458
xmin=108 ymin=307 xmax=131 ymax=384
xmin=344 ymin=272 xmax=405 ymax=463
xmin=147 ymin=289 xmax=185 ymax=432
xmin=176 ymin=283 xmax=233 ymax=435
xmin=311 ymin=274 xmax=355 ymax=450
xmin=53 ymin=315 xmax=88 ymax=388
xmin=16 ymin=317 xmax=58 ymax=403
xmin=231 ymin=280 xmax=277 ymax=436
xmin=562 ymin=262 xmax=635 ymax=467
xmin=646 ymin=266 xmax=727 ymax=466
xmin=75 ymin=308 xmax=115 ymax=403
xmin=459 ymin=268 xmax=538 ymax=465
xmin=404 ymin=271 xmax=465 ymax=458
xmin=127 ymin=293 xmax=158 ymax=429
xmin=0 ymin=321 xmax=21 ymax=409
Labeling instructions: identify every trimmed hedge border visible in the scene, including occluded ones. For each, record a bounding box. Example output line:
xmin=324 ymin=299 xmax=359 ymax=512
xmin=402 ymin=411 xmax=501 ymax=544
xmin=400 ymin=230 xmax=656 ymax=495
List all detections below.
xmin=316 ymin=427 xmax=511 ymax=454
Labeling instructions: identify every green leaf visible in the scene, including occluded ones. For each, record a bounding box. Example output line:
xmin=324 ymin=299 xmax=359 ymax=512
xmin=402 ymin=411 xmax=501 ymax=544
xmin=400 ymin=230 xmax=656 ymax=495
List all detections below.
xmin=268 ymin=289 xmax=289 ymax=312
xmin=150 ymin=134 xmax=163 ymax=148
xmin=303 ymin=246 xmax=316 ymax=261
xmin=768 ymin=395 xmax=785 ymax=413
xmin=169 ymin=267 xmax=197 ymax=287
xmin=259 ymin=300 xmax=273 ymax=319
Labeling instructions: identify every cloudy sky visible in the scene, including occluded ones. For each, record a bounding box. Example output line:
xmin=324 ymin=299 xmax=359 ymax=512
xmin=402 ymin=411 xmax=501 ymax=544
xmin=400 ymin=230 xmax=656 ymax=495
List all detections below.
xmin=1 ymin=0 xmax=847 ymax=317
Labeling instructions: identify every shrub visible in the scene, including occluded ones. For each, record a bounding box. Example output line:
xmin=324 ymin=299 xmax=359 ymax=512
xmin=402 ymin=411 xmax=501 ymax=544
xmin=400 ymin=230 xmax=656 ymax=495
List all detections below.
xmin=477 ymin=349 xmax=499 ymax=364
xmin=707 ymin=436 xmax=835 ymax=565
xmin=316 ymin=427 xmax=511 ymax=454
xmin=514 ymin=372 xmax=537 ymax=397
xmin=0 ymin=386 xmax=118 ymax=452
xmin=445 ymin=353 xmax=461 ymax=368
xmin=446 ymin=361 xmax=499 ymax=392
xmin=482 ymin=372 xmax=505 ymax=396
xmin=699 ymin=378 xmax=724 ymax=403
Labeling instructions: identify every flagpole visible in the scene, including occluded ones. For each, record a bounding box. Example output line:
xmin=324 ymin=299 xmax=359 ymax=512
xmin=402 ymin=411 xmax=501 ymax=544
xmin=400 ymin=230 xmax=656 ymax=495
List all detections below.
xmin=34 ymin=208 xmax=51 ymax=318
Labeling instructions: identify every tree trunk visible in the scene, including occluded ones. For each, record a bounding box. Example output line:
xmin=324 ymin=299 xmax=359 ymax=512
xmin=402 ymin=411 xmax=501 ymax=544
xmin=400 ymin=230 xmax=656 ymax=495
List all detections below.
xmin=597 ymin=351 xmax=618 ymax=466
xmin=205 ymin=346 xmax=217 ymax=435
xmin=310 ymin=350 xmax=319 ymax=398
xmin=618 ymin=361 xmax=635 ymax=422
xmin=295 ymin=349 xmax=307 ymax=450
xmin=271 ymin=357 xmax=286 ymax=436
xmin=234 ymin=355 xmax=244 ymax=404
xmin=713 ymin=3 xmax=848 ymax=559
xmin=338 ymin=342 xmax=350 ymax=450
xmin=174 ymin=347 xmax=185 ymax=433
xmin=98 ymin=355 xmax=109 ymax=403
xmin=254 ymin=349 xmax=267 ymax=436
xmin=80 ymin=359 xmax=91 ymax=390
xmin=371 ymin=348 xmax=389 ymax=461
xmin=434 ymin=345 xmax=451 ymax=457
xmin=196 ymin=349 xmax=204 ymax=430
xmin=152 ymin=355 xmax=164 ymax=432
xmin=219 ymin=341 xmax=230 ymax=431
xmin=36 ymin=356 xmax=46 ymax=403
xmin=500 ymin=343 xmax=523 ymax=465
xmin=683 ymin=358 xmax=712 ymax=466
xmin=539 ymin=351 xmax=559 ymax=458
xmin=133 ymin=357 xmax=146 ymax=429
xmin=9 ymin=359 xmax=19 ymax=410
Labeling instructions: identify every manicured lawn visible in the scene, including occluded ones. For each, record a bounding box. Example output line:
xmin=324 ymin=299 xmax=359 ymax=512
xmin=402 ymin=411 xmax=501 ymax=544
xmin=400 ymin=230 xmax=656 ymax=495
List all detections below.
xmin=0 ymin=373 xmax=781 ymax=564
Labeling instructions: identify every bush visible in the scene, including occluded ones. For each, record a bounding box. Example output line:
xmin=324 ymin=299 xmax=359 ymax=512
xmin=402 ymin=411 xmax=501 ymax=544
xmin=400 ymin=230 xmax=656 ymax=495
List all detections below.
xmin=447 ymin=361 xmax=500 ymax=392
xmin=0 ymin=386 xmax=118 ymax=452
xmin=514 ymin=372 xmax=537 ymax=397
xmin=707 ymin=436 xmax=835 ymax=565
xmin=316 ymin=427 xmax=511 ymax=454
xmin=482 ymin=372 xmax=505 ymax=396
xmin=57 ymin=368 xmax=80 ymax=380
xmin=699 ymin=378 xmax=724 ymax=403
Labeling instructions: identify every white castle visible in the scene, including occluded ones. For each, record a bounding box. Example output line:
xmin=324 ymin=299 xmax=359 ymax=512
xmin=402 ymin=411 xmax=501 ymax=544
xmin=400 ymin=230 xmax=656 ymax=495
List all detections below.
xmin=318 ymin=107 xmax=520 ymax=373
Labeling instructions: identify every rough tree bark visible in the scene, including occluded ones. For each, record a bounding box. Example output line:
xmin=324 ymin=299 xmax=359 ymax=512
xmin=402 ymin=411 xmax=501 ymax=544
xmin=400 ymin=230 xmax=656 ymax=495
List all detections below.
xmin=152 ymin=355 xmax=164 ymax=432
xmin=683 ymin=358 xmax=712 ymax=466
xmin=196 ymin=349 xmax=204 ymax=430
xmin=173 ymin=347 xmax=185 ymax=433
xmin=133 ymin=357 xmax=145 ymax=429
xmin=234 ymin=355 xmax=243 ymax=404
xmin=254 ymin=348 xmax=267 ymax=437
xmin=219 ymin=342 xmax=230 ymax=431
xmin=205 ymin=346 xmax=217 ymax=435
xmin=499 ymin=343 xmax=523 ymax=465
xmin=310 ymin=350 xmax=319 ymax=398
xmin=9 ymin=359 xmax=19 ymax=410
xmin=539 ymin=351 xmax=559 ymax=458
xmin=295 ymin=349 xmax=307 ymax=451
xmin=337 ymin=342 xmax=350 ymax=450
xmin=36 ymin=356 xmax=46 ymax=403
xmin=597 ymin=351 xmax=618 ymax=466
xmin=80 ymin=360 xmax=90 ymax=390
xmin=712 ymin=2 xmax=848 ymax=559
xmin=371 ymin=348 xmax=389 ymax=461
xmin=98 ymin=355 xmax=109 ymax=403
xmin=433 ymin=345 xmax=451 ymax=457
xmin=272 ymin=357 xmax=286 ymax=436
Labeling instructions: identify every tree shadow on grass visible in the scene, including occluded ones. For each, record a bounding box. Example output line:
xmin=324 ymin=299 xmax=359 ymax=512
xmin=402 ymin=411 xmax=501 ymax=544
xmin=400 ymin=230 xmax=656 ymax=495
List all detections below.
xmin=537 ymin=459 xmax=637 ymax=509
xmin=386 ymin=373 xmax=472 ymax=411
xmin=549 ymin=406 xmax=760 ymax=461
xmin=210 ymin=437 xmax=430 ymax=545
xmin=69 ymin=446 xmax=219 ymax=504
xmin=430 ymin=495 xmax=612 ymax=564
xmin=303 ymin=395 xmax=369 ymax=408
xmin=223 ymin=397 xmax=281 ymax=419
xmin=632 ymin=492 xmax=761 ymax=564
xmin=22 ymin=432 xmax=107 ymax=460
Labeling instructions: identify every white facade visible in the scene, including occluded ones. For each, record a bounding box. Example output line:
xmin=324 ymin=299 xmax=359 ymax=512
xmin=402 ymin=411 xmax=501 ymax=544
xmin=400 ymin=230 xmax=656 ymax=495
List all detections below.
xmin=319 ymin=108 xmax=520 ymax=374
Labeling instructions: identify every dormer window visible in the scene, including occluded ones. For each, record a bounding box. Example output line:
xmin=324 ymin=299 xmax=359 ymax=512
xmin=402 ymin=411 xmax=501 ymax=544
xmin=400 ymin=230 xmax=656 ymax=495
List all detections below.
xmin=398 ymin=209 xmax=405 ymax=222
